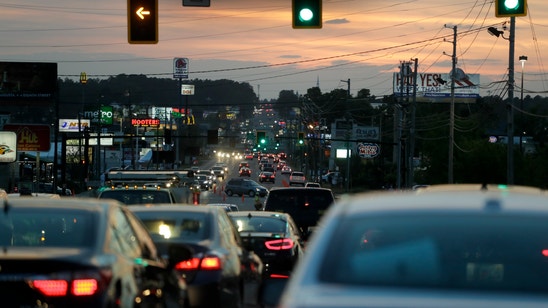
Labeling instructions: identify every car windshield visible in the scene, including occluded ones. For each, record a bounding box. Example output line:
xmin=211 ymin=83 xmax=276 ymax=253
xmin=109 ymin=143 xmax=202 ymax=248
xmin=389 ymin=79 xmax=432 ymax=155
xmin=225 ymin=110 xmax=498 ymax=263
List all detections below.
xmin=134 ymin=211 xmax=210 ymax=241
xmin=0 ymin=209 xmax=95 ymax=248
xmin=99 ymin=190 xmax=173 ymax=204
xmin=320 ymin=214 xmax=548 ymax=293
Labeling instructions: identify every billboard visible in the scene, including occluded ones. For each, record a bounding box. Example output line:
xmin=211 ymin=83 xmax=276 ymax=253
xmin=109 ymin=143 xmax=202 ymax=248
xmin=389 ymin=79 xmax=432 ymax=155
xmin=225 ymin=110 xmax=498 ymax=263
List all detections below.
xmin=393 ymin=71 xmax=480 ymax=103
xmin=3 ymin=124 xmax=50 ymax=152
xmin=0 ymin=62 xmax=57 ymax=101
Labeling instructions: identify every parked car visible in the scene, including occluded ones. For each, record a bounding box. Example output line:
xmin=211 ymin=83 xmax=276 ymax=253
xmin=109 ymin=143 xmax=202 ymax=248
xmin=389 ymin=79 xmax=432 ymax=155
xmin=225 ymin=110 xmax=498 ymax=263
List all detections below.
xmin=225 ymin=178 xmax=268 ymax=197
xmin=263 ymin=187 xmax=335 ymax=240
xmin=289 ymin=171 xmax=306 ymax=186
xmin=129 ymin=205 xmax=263 ymax=308
xmin=0 ymin=198 xmax=192 ymax=308
xmin=278 ymin=184 xmax=548 ymax=308
xmin=259 ymin=171 xmax=276 ymax=183
xmin=229 ymin=211 xmax=304 ymax=278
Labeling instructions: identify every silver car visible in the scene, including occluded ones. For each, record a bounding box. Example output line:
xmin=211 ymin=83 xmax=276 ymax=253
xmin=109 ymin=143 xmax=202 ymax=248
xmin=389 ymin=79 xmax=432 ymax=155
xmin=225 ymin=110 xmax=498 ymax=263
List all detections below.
xmin=277 ymin=184 xmax=548 ymax=308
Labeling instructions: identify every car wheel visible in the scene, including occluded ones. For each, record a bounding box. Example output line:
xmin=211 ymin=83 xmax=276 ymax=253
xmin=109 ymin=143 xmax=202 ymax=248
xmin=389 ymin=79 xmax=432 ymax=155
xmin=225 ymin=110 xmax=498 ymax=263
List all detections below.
xmin=248 ymin=190 xmax=256 ymax=197
xmin=226 ymin=189 xmax=233 ymax=196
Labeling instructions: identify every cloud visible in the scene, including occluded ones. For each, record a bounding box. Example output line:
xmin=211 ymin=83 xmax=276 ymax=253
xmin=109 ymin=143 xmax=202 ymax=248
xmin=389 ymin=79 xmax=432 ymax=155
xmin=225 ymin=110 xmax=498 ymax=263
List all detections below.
xmin=325 ymin=18 xmax=350 ymax=25
xmin=279 ymin=55 xmax=301 ymax=59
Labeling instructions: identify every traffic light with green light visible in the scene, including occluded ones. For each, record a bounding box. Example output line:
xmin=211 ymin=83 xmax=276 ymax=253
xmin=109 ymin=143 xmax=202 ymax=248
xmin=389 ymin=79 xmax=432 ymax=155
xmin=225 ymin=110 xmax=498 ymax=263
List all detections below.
xmin=292 ymin=0 xmax=322 ymax=29
xmin=495 ymin=0 xmax=526 ymax=17
xmin=298 ymin=132 xmax=305 ymax=145
xmin=128 ymin=0 xmax=158 ymax=44
xmin=256 ymin=131 xmax=267 ymax=145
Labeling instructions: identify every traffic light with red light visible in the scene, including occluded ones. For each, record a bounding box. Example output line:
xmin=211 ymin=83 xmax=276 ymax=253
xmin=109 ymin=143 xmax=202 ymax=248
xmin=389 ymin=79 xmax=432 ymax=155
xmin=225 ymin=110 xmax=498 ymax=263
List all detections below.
xmin=495 ymin=0 xmax=526 ymax=17
xmin=128 ymin=0 xmax=158 ymax=44
xmin=292 ymin=0 xmax=322 ymax=29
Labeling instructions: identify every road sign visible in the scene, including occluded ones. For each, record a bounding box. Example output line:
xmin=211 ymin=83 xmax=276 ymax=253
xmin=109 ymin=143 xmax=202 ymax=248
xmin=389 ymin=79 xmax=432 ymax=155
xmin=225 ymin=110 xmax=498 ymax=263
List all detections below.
xmin=174 ymin=58 xmax=189 ymax=79
xmin=181 ymin=84 xmax=195 ymax=95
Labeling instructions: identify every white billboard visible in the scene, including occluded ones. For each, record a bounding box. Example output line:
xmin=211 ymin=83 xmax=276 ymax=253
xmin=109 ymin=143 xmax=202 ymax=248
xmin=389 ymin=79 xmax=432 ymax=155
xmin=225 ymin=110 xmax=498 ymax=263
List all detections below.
xmin=59 ymin=119 xmax=90 ymax=132
xmin=393 ymin=72 xmax=480 ymax=103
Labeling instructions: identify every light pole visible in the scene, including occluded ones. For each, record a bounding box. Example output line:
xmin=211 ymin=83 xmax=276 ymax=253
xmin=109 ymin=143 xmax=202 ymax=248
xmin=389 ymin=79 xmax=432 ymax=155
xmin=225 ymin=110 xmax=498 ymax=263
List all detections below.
xmin=519 ymin=55 xmax=527 ymax=154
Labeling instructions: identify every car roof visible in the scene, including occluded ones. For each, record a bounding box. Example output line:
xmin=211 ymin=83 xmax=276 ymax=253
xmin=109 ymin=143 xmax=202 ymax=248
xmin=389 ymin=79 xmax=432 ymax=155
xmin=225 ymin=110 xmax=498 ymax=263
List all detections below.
xmin=4 ymin=197 xmax=120 ymax=211
xmin=127 ymin=204 xmax=224 ymax=214
xmin=228 ymin=210 xmax=291 ymax=220
xmin=334 ymin=184 xmax=548 ymax=216
xmin=269 ymin=186 xmax=332 ymax=192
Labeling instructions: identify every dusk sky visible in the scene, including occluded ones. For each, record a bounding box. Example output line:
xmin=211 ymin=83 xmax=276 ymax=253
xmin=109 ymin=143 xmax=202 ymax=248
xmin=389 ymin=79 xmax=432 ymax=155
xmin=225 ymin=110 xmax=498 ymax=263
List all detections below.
xmin=0 ymin=0 xmax=546 ymax=101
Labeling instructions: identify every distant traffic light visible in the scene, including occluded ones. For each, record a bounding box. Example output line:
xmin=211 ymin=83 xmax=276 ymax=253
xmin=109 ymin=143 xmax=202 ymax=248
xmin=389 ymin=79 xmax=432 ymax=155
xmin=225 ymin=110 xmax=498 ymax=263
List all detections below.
xmin=298 ymin=132 xmax=305 ymax=145
xmin=495 ymin=0 xmax=527 ymax=17
xmin=128 ymin=0 xmax=158 ymax=44
xmin=256 ymin=131 xmax=267 ymax=145
xmin=292 ymin=0 xmax=322 ymax=29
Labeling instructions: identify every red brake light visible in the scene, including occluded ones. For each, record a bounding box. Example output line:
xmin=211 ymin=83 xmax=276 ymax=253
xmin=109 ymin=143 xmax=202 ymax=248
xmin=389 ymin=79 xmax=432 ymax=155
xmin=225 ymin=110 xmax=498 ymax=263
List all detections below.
xmin=175 ymin=257 xmax=201 ymax=270
xmin=265 ymin=238 xmax=294 ymax=250
xmin=72 ymin=279 xmax=98 ymax=296
xmin=542 ymin=250 xmax=548 ymax=257
xmin=270 ymin=273 xmax=290 ymax=279
xmin=32 ymin=280 xmax=68 ymax=296
xmin=175 ymin=256 xmax=222 ymax=271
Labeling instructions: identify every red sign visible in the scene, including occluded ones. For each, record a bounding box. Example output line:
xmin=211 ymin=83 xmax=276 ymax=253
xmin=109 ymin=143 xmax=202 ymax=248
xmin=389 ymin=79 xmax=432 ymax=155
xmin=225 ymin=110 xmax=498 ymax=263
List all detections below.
xmin=131 ymin=118 xmax=160 ymax=127
xmin=3 ymin=124 xmax=50 ymax=152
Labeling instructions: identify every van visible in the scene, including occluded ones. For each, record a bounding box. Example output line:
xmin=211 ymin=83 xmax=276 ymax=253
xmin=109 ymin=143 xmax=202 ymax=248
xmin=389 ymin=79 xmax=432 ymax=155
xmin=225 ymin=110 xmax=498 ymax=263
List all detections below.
xmin=263 ymin=187 xmax=335 ymax=240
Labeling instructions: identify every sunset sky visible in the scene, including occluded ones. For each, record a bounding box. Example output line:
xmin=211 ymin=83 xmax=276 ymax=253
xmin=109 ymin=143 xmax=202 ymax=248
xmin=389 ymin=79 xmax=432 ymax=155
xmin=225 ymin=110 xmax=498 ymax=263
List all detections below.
xmin=0 ymin=0 xmax=546 ymax=101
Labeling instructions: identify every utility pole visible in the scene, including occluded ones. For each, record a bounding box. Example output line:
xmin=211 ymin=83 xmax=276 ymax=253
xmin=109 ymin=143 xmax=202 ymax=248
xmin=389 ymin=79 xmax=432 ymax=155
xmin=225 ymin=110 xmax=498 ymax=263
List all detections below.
xmin=448 ymin=25 xmax=457 ymax=184
xmin=408 ymin=58 xmax=418 ymax=188
xmin=507 ymin=17 xmax=516 ymax=185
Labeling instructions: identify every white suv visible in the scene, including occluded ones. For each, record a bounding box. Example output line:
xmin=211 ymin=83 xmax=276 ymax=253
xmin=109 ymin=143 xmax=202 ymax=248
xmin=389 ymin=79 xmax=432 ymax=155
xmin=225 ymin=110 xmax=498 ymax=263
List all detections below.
xmin=289 ymin=171 xmax=306 ymax=186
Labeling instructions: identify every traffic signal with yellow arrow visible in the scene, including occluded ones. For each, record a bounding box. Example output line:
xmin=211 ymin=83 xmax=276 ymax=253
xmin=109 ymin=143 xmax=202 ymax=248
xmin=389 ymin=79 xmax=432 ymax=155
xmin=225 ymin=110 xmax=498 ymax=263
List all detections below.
xmin=128 ymin=0 xmax=158 ymax=44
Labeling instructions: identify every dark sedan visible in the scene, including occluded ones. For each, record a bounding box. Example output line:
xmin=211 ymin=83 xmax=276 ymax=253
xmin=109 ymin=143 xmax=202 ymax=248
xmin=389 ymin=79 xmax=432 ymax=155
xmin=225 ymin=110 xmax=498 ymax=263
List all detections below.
xmin=0 ymin=198 xmax=192 ymax=308
xmin=129 ymin=204 xmax=263 ymax=308
xmin=258 ymin=171 xmax=276 ymax=183
xmin=228 ymin=211 xmax=304 ymax=278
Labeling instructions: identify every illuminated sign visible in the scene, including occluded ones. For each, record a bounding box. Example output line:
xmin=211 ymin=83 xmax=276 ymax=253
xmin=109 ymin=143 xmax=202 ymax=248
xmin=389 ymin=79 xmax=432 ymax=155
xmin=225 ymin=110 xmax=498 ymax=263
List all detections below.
xmin=0 ymin=131 xmax=17 ymax=162
xmin=59 ymin=119 xmax=90 ymax=132
xmin=3 ymin=124 xmax=50 ymax=152
xmin=131 ymin=118 xmax=160 ymax=127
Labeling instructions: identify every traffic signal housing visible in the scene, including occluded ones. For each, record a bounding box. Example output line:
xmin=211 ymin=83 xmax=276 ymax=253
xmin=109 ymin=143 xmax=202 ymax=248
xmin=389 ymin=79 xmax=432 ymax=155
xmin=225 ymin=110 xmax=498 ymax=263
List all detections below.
xmin=128 ymin=0 xmax=158 ymax=44
xmin=495 ymin=0 xmax=526 ymax=17
xmin=298 ymin=132 xmax=305 ymax=145
xmin=256 ymin=131 xmax=267 ymax=145
xmin=292 ymin=0 xmax=322 ymax=29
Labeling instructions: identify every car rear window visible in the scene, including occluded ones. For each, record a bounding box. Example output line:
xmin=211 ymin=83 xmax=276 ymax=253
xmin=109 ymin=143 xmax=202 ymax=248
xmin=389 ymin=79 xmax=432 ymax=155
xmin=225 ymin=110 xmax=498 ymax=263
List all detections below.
xmin=0 ymin=209 xmax=95 ymax=247
xmin=99 ymin=190 xmax=173 ymax=204
xmin=320 ymin=214 xmax=548 ymax=293
xmin=264 ymin=189 xmax=334 ymax=232
xmin=134 ymin=211 xmax=210 ymax=241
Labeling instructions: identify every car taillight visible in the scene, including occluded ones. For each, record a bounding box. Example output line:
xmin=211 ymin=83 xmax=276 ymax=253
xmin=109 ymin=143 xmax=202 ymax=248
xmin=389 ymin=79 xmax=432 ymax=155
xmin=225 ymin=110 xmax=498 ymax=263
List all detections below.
xmin=32 ymin=277 xmax=99 ymax=297
xmin=32 ymin=280 xmax=68 ymax=296
xmin=175 ymin=256 xmax=222 ymax=271
xmin=265 ymin=238 xmax=294 ymax=250
xmin=72 ymin=279 xmax=99 ymax=296
xmin=269 ymin=273 xmax=290 ymax=279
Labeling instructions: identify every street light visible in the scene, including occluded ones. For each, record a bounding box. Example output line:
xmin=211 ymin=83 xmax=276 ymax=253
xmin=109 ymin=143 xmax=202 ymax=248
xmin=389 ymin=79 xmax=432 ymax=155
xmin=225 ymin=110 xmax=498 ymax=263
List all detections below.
xmin=519 ymin=55 xmax=527 ymax=153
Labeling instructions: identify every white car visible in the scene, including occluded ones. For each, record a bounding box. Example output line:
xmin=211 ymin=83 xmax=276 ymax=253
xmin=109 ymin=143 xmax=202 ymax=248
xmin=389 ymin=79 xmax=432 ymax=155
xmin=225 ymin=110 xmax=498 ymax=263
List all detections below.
xmin=289 ymin=171 xmax=306 ymax=186
xmin=276 ymin=184 xmax=548 ymax=308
